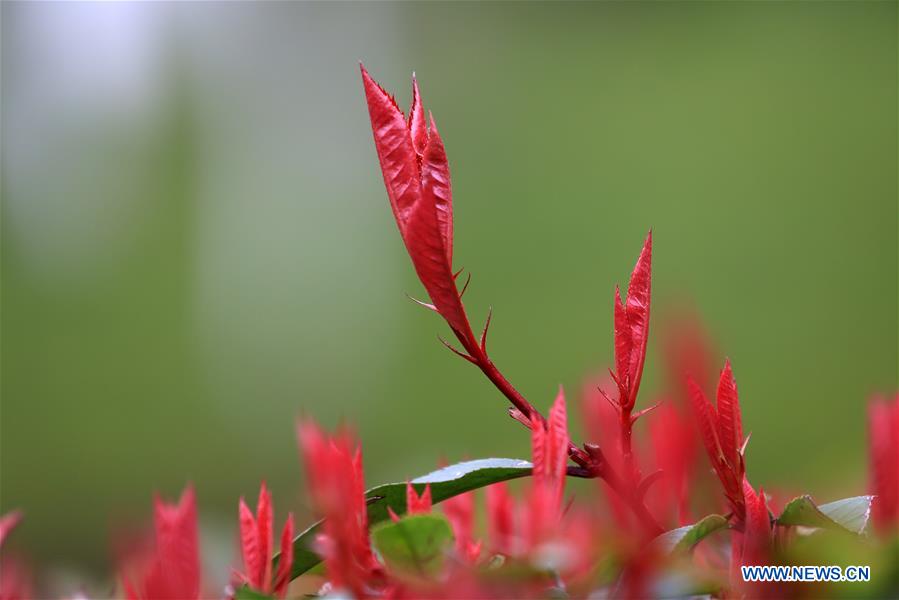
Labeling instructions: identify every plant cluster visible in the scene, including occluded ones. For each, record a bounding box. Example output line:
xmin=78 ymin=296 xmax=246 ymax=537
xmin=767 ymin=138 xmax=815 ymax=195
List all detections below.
xmin=0 ymin=67 xmax=896 ymax=600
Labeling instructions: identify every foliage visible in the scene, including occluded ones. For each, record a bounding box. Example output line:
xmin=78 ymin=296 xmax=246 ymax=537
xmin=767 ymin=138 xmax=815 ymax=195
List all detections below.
xmin=0 ymin=65 xmax=896 ymax=600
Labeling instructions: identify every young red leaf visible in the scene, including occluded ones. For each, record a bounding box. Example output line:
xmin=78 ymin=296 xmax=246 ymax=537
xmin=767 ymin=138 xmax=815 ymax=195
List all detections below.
xmin=422 ymin=116 xmax=453 ymax=266
xmin=525 ymin=389 xmax=571 ymax=548
xmin=408 ymin=76 xmax=428 ymax=157
xmin=237 ymin=483 xmax=286 ymax=595
xmin=623 ymin=231 xmax=652 ymax=406
xmin=688 ymin=362 xmax=748 ymax=521
xmin=613 ymin=232 xmax=652 ymax=410
xmin=360 ymin=66 xmax=420 ymax=230
xmin=122 ymin=486 xmax=201 ymax=600
xmin=406 ymin=482 xmax=433 ymax=515
xmin=531 ymin=387 xmax=569 ymax=494
xmin=715 ymin=360 xmax=743 ymax=470
xmin=255 ymin=484 xmax=274 ymax=591
xmin=361 ymin=65 xmax=476 ymax=350
xmin=613 ymin=287 xmax=631 ymax=399
xmin=687 ymin=378 xmax=721 ymax=471
xmin=153 ymin=486 xmax=200 ymax=600
xmin=741 ymin=480 xmax=772 ymax=567
xmin=238 ymin=499 xmax=263 ymax=590
xmin=273 ymin=514 xmax=294 ymax=599
xmin=486 ymin=482 xmax=515 ymax=556
xmin=442 ymin=490 xmax=480 ymax=561
xmin=297 ymin=420 xmax=378 ymax=596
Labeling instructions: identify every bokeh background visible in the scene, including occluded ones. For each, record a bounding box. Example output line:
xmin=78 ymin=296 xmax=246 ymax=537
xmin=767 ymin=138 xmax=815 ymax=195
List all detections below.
xmin=1 ymin=0 xmax=896 ymax=592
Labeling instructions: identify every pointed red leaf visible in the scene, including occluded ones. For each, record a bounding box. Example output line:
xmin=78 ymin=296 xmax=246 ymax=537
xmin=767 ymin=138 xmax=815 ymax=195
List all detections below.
xmin=408 ymin=76 xmax=428 ymax=157
xmin=442 ymin=490 xmax=476 ymax=558
xmin=273 ymin=514 xmax=294 ymax=599
xmin=530 ymin=388 xmax=569 ymax=525
xmin=546 ymin=387 xmax=569 ymax=484
xmin=297 ymin=421 xmax=375 ymax=596
xmin=687 ymin=378 xmax=721 ymax=467
xmin=360 ymin=64 xmax=420 ymax=230
xmin=741 ymin=480 xmax=772 ymax=566
xmin=255 ymin=483 xmax=274 ymax=590
xmin=530 ymin=415 xmax=547 ymax=481
xmin=624 ymin=231 xmax=652 ymax=405
xmin=362 ymin=66 xmax=477 ymax=350
xmin=715 ymin=360 xmax=743 ymax=470
xmin=406 ymin=125 xmax=470 ymax=338
xmin=405 ymin=482 xmax=433 ymax=514
xmin=613 ymin=286 xmax=631 ymax=399
xmin=422 ymin=115 xmax=454 ymax=266
xmin=148 ymin=486 xmax=201 ymax=600
xmin=486 ymin=482 xmax=515 ymax=556
xmin=238 ymin=499 xmax=262 ymax=590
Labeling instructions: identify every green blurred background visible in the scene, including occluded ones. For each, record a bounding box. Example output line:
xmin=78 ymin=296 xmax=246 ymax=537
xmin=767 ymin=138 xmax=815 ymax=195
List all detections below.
xmin=1 ymin=0 xmax=896 ymax=589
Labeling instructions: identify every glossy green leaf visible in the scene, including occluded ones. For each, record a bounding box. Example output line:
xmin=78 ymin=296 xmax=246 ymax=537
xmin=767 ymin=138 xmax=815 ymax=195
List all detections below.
xmin=279 ymin=458 xmax=532 ymax=580
xmin=371 ymin=514 xmax=454 ymax=577
xmin=652 ymin=514 xmax=729 ymax=554
xmin=776 ymin=495 xmax=873 ymax=534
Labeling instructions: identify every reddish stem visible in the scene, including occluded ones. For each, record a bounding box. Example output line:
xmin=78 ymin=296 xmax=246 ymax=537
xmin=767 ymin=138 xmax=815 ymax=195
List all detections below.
xmin=618 ymin=405 xmax=639 ymax=484
xmin=473 ymin=352 xmax=590 ymax=467
xmin=462 ymin=339 xmax=649 ymax=527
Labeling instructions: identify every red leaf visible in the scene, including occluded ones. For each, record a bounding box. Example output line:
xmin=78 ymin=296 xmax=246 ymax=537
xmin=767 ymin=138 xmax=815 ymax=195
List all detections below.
xmin=613 ymin=286 xmax=631 ymax=398
xmin=406 ymin=482 xmax=433 ymax=514
xmin=687 ymin=378 xmax=721 ymax=469
xmin=145 ymin=486 xmax=201 ymax=600
xmin=273 ymin=514 xmax=294 ymax=599
xmin=546 ymin=387 xmax=570 ymax=486
xmin=361 ymin=66 xmax=476 ymax=350
xmin=442 ymin=490 xmax=476 ymax=559
xmin=530 ymin=416 xmax=546 ymax=483
xmin=239 ymin=499 xmax=262 ymax=590
xmin=624 ymin=231 xmax=652 ymax=406
xmin=360 ymin=65 xmax=420 ymax=230
xmin=296 ymin=421 xmax=377 ymax=597
xmin=408 ymin=75 xmax=428 ymax=157
xmin=741 ymin=480 xmax=772 ymax=566
xmin=422 ymin=116 xmax=454 ymax=267
xmin=528 ymin=388 xmax=569 ymax=544
xmin=255 ymin=483 xmax=274 ymax=591
xmin=715 ymin=360 xmax=743 ymax=470
xmin=486 ymin=482 xmax=515 ymax=556
xmin=689 ymin=366 xmax=748 ymax=520
xmin=612 ymin=232 xmax=653 ymax=409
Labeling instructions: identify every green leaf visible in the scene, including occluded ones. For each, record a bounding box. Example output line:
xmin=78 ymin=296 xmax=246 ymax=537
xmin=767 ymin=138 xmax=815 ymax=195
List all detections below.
xmin=776 ymin=495 xmax=873 ymax=534
xmin=371 ymin=514 xmax=454 ymax=577
xmin=233 ymin=587 xmax=275 ymax=600
xmin=279 ymin=458 xmax=532 ymax=580
xmin=652 ymin=514 xmax=729 ymax=554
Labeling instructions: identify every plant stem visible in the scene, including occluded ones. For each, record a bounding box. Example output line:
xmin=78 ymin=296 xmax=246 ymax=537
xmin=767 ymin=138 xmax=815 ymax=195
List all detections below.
xmin=472 ymin=352 xmax=590 ymax=466
xmin=618 ymin=405 xmax=638 ymax=483
xmin=583 ymin=444 xmax=663 ymax=538
xmin=463 ymin=340 xmax=648 ymax=526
